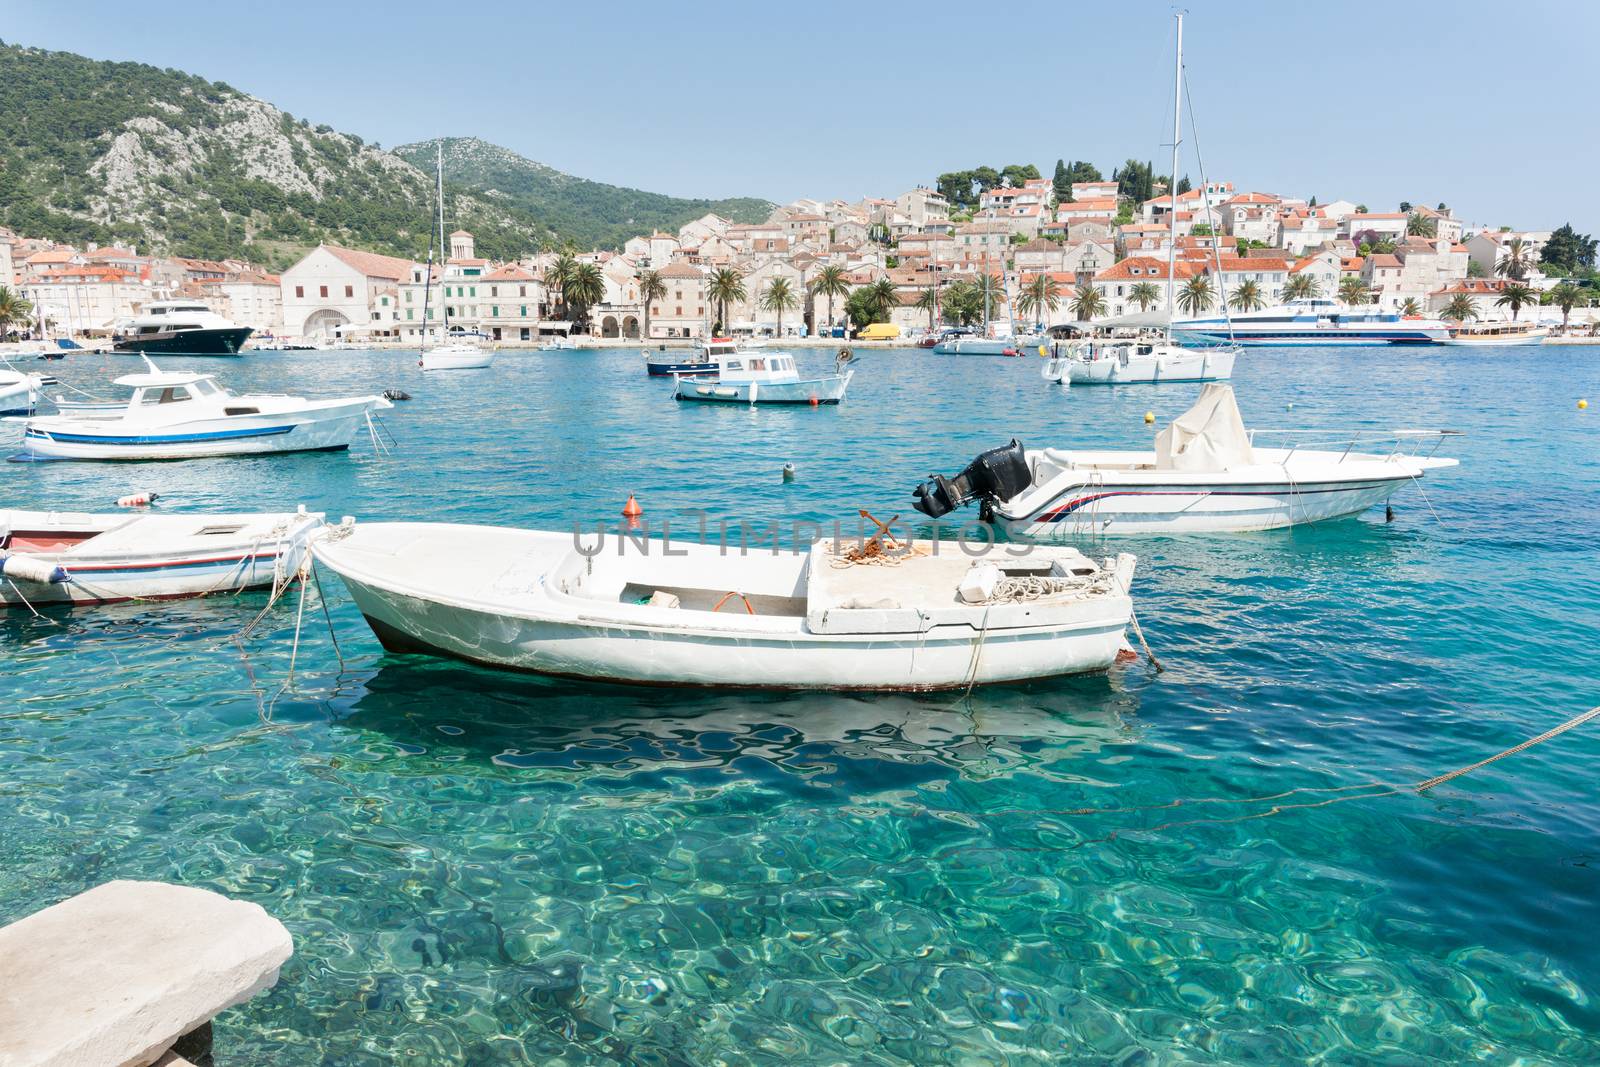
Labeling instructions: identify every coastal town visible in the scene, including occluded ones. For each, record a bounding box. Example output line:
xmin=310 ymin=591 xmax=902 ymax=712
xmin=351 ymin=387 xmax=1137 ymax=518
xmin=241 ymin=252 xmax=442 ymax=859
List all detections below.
xmin=1 ymin=171 xmax=1595 ymax=348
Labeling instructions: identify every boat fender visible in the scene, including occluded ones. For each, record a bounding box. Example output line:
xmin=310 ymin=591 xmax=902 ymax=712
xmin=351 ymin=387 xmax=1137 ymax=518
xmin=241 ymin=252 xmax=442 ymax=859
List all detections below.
xmin=0 ymin=553 xmax=68 ymax=584
xmin=116 ymin=491 xmax=159 ymax=508
xmin=782 ymin=463 xmax=795 ymax=482
xmin=959 ymin=563 xmax=1002 ymax=604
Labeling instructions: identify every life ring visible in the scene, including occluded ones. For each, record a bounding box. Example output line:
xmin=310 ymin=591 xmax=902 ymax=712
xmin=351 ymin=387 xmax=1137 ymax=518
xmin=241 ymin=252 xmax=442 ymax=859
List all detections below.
xmin=712 ymin=591 xmax=755 ymax=614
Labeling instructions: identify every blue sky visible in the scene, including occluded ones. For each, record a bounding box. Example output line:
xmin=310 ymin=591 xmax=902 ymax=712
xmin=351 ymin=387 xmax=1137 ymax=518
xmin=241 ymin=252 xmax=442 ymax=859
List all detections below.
xmin=9 ymin=0 xmax=1595 ymax=233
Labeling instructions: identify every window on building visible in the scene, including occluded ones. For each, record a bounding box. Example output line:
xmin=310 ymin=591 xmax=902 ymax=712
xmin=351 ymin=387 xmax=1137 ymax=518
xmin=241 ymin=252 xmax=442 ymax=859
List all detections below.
xmin=520 ymin=305 xmax=527 ymax=317
xmin=491 ymin=286 xmax=498 ymax=297
xmin=519 ymin=285 xmax=526 ymax=297
xmin=470 ymin=287 xmax=476 ymax=297
xmin=319 ymin=286 xmax=327 ymax=298
xmin=492 ymin=306 xmax=499 ymax=317
xmin=295 ymin=286 xmax=304 ymax=298
xmin=406 ymin=309 xmax=413 ymax=320
xmin=344 ymin=285 xmax=353 ymax=298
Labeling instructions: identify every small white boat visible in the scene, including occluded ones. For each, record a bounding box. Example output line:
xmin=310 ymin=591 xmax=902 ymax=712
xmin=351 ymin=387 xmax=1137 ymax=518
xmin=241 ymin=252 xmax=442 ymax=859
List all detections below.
xmin=645 ymin=337 xmax=738 ymax=376
xmin=0 ymin=369 xmax=42 ymax=415
xmin=675 ymin=348 xmax=854 ymax=405
xmin=1044 ymin=336 xmax=1236 ymax=385
xmin=912 ymin=384 xmax=1460 ymax=536
xmin=1438 ymin=321 xmax=1549 ymax=346
xmin=312 ymin=520 xmax=1139 ymax=690
xmin=420 ymin=341 xmax=494 ymax=371
xmin=20 ymin=360 xmax=391 ymax=461
xmin=0 ymin=508 xmax=323 ymax=606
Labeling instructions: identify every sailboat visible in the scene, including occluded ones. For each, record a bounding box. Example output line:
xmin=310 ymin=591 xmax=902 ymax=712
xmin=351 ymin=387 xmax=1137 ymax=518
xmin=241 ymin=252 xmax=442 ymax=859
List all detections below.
xmin=419 ymin=144 xmax=495 ymax=371
xmin=934 ymin=209 xmax=1018 ymax=355
xmin=1044 ymin=12 xmax=1239 ymax=386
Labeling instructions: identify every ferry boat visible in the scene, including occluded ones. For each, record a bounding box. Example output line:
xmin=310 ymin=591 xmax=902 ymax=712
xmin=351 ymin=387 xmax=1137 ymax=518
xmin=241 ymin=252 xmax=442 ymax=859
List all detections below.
xmin=1175 ymin=299 xmax=1451 ymax=346
xmin=1439 ymin=321 xmax=1549 ymax=346
xmin=112 ymin=301 xmax=253 ymax=356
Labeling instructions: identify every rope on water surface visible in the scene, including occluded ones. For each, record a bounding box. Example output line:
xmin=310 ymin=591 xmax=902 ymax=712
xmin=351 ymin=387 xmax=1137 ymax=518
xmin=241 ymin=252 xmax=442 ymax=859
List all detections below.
xmin=1413 ymin=704 xmax=1600 ymax=792
xmin=1127 ymin=602 xmax=1163 ymax=673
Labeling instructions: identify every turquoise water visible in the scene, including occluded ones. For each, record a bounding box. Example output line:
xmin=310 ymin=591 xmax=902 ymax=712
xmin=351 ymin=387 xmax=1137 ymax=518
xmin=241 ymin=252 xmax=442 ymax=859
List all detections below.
xmin=3 ymin=345 xmax=1599 ymax=1064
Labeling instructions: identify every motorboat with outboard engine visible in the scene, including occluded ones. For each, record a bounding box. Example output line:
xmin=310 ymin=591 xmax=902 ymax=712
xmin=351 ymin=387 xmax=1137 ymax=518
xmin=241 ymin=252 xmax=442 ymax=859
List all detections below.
xmin=912 ymin=384 xmax=1460 ymax=535
xmin=675 ymin=348 xmax=854 ymax=404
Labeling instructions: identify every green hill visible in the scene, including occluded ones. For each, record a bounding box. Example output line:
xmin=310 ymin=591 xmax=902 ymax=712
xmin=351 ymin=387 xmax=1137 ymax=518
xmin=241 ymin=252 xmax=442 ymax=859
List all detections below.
xmin=0 ymin=41 xmax=771 ymax=269
xmin=393 ymin=137 xmax=772 ymax=250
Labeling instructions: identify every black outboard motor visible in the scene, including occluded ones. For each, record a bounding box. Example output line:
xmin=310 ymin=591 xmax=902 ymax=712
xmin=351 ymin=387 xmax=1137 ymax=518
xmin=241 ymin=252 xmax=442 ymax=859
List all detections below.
xmin=912 ymin=440 xmax=1032 ymax=519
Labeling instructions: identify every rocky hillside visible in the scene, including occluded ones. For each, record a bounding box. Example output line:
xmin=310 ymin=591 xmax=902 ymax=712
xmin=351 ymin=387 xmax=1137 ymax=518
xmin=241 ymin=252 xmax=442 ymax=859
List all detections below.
xmin=394 ymin=137 xmax=772 ymax=250
xmin=0 ymin=42 xmax=770 ymax=268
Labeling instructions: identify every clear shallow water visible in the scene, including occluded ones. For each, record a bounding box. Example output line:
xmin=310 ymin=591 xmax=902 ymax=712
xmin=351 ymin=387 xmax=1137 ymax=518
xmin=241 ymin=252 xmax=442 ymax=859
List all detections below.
xmin=2 ymin=344 xmax=1599 ymax=1064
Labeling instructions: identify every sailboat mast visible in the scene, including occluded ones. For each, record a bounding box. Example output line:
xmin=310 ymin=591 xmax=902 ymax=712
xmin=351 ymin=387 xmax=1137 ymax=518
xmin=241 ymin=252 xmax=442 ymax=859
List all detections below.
xmin=1167 ymin=12 xmax=1183 ymax=327
xmin=437 ymin=143 xmax=449 ymax=338
xmin=983 ymin=206 xmax=992 ymax=329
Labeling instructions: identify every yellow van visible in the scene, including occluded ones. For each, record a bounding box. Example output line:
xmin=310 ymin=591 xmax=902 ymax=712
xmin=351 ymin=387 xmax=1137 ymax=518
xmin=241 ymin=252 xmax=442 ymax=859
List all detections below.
xmin=857 ymin=323 xmax=901 ymax=341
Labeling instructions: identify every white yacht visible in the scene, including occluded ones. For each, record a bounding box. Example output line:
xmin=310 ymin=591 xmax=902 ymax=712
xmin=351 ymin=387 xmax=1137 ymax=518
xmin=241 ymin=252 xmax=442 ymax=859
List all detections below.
xmin=1176 ymin=299 xmax=1452 ymax=346
xmin=112 ymin=301 xmax=253 ymax=356
xmin=1439 ymin=321 xmax=1549 ymax=346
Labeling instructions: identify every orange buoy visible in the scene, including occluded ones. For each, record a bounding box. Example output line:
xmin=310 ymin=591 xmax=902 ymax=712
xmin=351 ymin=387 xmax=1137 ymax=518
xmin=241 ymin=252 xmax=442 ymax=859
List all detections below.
xmin=116 ymin=491 xmax=159 ymax=508
xmin=809 ymin=394 xmax=819 ymax=406
xmin=622 ymin=494 xmax=643 ymax=517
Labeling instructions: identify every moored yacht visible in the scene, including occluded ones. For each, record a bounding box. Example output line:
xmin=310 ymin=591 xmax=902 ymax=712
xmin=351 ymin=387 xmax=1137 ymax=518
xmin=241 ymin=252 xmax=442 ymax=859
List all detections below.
xmin=1175 ymin=299 xmax=1451 ymax=346
xmin=112 ymin=301 xmax=253 ymax=356
xmin=1439 ymin=320 xmax=1549 ymax=346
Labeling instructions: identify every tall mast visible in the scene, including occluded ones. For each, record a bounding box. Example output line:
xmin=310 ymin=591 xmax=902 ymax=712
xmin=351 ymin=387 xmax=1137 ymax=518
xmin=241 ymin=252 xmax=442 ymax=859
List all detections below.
xmin=437 ymin=143 xmax=448 ymax=338
xmin=1167 ymin=11 xmax=1183 ymax=329
xmin=983 ymin=206 xmax=992 ymax=329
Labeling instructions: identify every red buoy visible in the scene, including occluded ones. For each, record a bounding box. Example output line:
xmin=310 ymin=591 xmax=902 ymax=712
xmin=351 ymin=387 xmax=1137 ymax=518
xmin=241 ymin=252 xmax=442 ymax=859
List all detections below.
xmin=116 ymin=491 xmax=159 ymax=508
xmin=622 ymin=494 xmax=643 ymax=517
xmin=809 ymin=394 xmax=819 ymax=406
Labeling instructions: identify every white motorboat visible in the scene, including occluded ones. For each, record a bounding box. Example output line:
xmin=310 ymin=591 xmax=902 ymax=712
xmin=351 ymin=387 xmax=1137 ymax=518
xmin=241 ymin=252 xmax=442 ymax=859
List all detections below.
xmin=675 ymin=349 xmax=854 ymax=405
xmin=1439 ymin=321 xmax=1549 ymax=346
xmin=1 ymin=507 xmax=323 ymax=606
xmin=20 ymin=361 xmax=391 ymax=461
xmin=420 ymin=340 xmax=494 ymax=371
xmin=311 ymin=520 xmax=1139 ymax=690
xmin=644 ymin=337 xmax=740 ymax=376
xmin=0 ymin=368 xmax=42 ymax=415
xmin=1043 ymin=335 xmax=1236 ymax=385
xmin=912 ymin=384 xmax=1460 ymax=536
xmin=112 ymin=301 xmax=253 ymax=356
xmin=1175 ymin=299 xmax=1453 ymax=346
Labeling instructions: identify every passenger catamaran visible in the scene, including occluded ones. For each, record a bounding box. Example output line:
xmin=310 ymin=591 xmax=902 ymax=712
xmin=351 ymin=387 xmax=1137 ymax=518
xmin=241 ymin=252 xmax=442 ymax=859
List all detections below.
xmin=1044 ymin=12 xmax=1238 ymax=384
xmin=1175 ymin=299 xmax=1453 ymax=346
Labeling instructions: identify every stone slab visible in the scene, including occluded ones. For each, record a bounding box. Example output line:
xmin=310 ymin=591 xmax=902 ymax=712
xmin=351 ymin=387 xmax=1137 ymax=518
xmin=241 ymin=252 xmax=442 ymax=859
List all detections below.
xmin=0 ymin=880 xmax=292 ymax=1067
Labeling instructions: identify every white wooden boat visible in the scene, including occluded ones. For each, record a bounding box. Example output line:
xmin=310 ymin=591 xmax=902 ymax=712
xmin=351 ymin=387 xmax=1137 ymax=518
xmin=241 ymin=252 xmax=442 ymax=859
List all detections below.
xmin=1439 ymin=321 xmax=1549 ymax=346
xmin=0 ymin=508 xmax=323 ymax=606
xmin=645 ymin=338 xmax=739 ymax=376
xmin=913 ymin=384 xmax=1460 ymax=536
xmin=0 ymin=369 xmax=42 ymax=415
xmin=20 ymin=361 xmax=391 ymax=461
xmin=420 ymin=341 xmax=495 ymax=371
xmin=675 ymin=349 xmax=854 ymax=405
xmin=312 ymin=521 xmax=1139 ymax=690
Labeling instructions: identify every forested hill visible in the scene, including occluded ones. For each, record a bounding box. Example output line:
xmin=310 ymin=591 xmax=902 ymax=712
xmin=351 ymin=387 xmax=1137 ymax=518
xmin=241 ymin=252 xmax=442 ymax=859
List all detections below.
xmin=392 ymin=138 xmax=773 ymax=250
xmin=0 ymin=42 xmax=769 ymax=268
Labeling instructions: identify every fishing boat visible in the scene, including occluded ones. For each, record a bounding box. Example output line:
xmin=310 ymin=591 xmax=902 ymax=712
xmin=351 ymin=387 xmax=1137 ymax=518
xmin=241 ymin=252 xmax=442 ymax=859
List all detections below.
xmin=310 ymin=520 xmax=1140 ymax=690
xmin=416 ymin=147 xmax=494 ymax=372
xmin=912 ymin=384 xmax=1460 ymax=536
xmin=675 ymin=349 xmax=854 ymax=405
xmin=0 ymin=507 xmax=323 ymax=606
xmin=1175 ymin=300 xmax=1452 ymax=346
xmin=1438 ymin=320 xmax=1549 ymax=346
xmin=0 ymin=368 xmax=42 ymax=415
xmin=933 ymin=328 xmax=1022 ymax=357
xmin=644 ymin=337 xmax=739 ymax=376
xmin=112 ymin=301 xmax=253 ymax=356
xmin=19 ymin=361 xmax=391 ymax=461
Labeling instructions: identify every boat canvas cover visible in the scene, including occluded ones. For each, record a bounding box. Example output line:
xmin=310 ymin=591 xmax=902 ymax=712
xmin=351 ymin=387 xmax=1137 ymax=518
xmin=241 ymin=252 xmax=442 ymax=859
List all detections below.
xmin=1154 ymin=384 xmax=1255 ymax=471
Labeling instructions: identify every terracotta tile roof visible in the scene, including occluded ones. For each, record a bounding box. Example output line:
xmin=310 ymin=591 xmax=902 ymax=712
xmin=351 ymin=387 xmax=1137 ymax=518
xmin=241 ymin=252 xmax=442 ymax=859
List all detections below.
xmin=1431 ymin=279 xmax=1508 ymax=295
xmin=656 ymin=263 xmax=705 ymax=280
xmin=1348 ymin=213 xmax=1406 ymax=221
xmin=321 ymin=244 xmax=416 ymax=281
xmin=1096 ymin=257 xmax=1201 ymax=281
xmin=26 ymin=249 xmax=78 ymax=265
xmin=1214 ymin=256 xmax=1291 ymax=272
xmin=1015 ymin=238 xmax=1061 ymax=252
xmin=1366 ymin=254 xmax=1402 ymax=268
xmin=481 ymin=265 xmax=538 ymax=281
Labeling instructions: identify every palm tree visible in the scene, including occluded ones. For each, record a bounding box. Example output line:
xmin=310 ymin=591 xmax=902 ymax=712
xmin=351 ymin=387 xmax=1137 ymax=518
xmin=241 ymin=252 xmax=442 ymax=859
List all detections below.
xmin=973 ymin=273 xmax=1007 ymax=321
xmin=1496 ymin=236 xmax=1533 ymax=280
xmin=1440 ymin=294 xmax=1479 ymax=323
xmin=1338 ymin=276 xmax=1371 ymax=306
xmin=1070 ymin=283 xmax=1107 ymax=321
xmin=708 ymin=268 xmax=746 ymax=334
xmin=637 ymin=269 xmax=665 ymax=341
xmin=810 ymin=265 xmax=849 ymax=338
xmin=1282 ymin=273 xmax=1320 ymax=301
xmin=546 ymin=253 xmax=578 ymax=317
xmin=1546 ymin=281 xmax=1585 ymax=329
xmin=0 ymin=286 xmax=34 ymax=340
xmin=941 ymin=279 xmax=983 ymax=325
xmin=761 ymin=278 xmax=797 ymax=336
xmin=914 ymin=286 xmax=939 ymax=328
xmin=1395 ymin=297 xmax=1422 ymax=317
xmin=1406 ymin=211 xmax=1436 ymax=238
xmin=1128 ymin=281 xmax=1161 ymax=312
xmin=1495 ymin=282 xmax=1539 ymax=321
xmin=1177 ymin=275 xmax=1215 ymax=316
xmin=1229 ymin=279 xmax=1265 ymax=312
xmin=563 ymin=262 xmax=606 ymax=328
xmin=1017 ymin=274 xmax=1061 ymax=326
xmin=865 ymin=278 xmax=899 ymax=322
